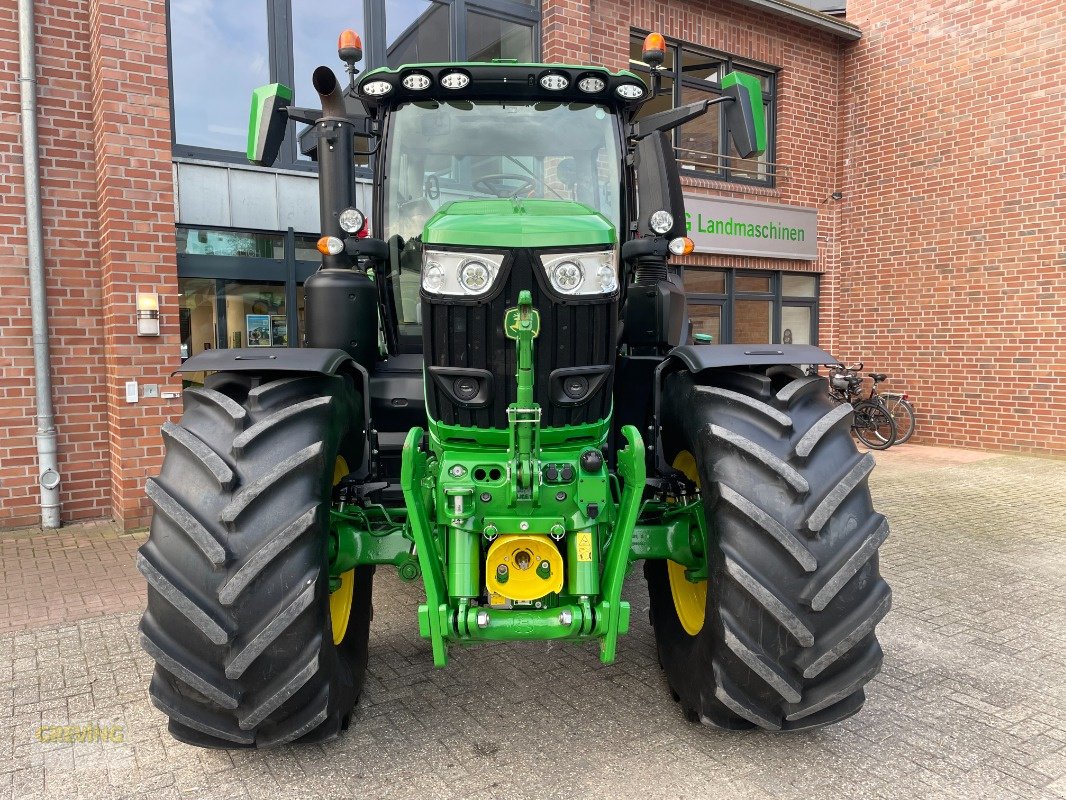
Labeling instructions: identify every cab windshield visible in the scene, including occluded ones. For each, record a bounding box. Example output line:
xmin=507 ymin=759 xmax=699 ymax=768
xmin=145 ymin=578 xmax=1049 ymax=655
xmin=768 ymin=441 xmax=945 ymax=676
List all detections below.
xmin=382 ymin=99 xmax=623 ymax=242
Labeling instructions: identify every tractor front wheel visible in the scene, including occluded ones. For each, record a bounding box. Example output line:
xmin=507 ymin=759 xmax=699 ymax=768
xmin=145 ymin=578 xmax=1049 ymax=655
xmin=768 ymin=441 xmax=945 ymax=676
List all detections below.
xmin=647 ymin=367 xmax=891 ymax=731
xmin=138 ymin=372 xmax=372 ymax=748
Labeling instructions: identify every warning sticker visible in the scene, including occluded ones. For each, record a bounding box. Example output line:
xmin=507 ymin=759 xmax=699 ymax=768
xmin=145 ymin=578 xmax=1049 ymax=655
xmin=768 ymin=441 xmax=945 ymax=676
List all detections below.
xmin=576 ymin=531 xmax=593 ymax=562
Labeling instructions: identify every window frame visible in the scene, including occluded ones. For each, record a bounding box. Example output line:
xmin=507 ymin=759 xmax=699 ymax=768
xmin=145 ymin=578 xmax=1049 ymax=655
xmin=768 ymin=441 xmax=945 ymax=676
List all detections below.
xmin=629 ymin=30 xmax=778 ymax=187
xmin=166 ymin=0 xmax=541 ymax=167
xmin=683 ymin=268 xmax=818 ymax=344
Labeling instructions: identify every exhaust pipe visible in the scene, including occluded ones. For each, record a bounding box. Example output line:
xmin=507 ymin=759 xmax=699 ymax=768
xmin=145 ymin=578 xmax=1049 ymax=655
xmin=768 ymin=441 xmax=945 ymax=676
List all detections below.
xmin=312 ymin=66 xmax=347 ymax=119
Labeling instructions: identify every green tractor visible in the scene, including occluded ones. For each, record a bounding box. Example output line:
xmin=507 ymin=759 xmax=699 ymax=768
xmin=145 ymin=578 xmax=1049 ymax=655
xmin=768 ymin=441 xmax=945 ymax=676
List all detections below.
xmin=139 ymin=30 xmax=890 ymax=747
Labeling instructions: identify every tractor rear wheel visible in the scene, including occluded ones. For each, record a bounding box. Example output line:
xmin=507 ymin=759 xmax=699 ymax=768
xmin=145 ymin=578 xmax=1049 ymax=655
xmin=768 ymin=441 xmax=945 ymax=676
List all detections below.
xmin=138 ymin=372 xmax=372 ymax=748
xmin=647 ymin=368 xmax=891 ymax=731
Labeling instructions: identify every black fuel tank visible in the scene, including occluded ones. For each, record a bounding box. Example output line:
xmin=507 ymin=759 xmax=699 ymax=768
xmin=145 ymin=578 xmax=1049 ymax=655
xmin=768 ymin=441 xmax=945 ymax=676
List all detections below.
xmin=303 ymin=268 xmax=378 ymax=371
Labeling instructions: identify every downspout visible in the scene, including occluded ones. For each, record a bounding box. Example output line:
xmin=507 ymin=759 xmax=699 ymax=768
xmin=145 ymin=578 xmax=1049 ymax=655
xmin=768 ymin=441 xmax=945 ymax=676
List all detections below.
xmin=18 ymin=0 xmax=61 ymax=529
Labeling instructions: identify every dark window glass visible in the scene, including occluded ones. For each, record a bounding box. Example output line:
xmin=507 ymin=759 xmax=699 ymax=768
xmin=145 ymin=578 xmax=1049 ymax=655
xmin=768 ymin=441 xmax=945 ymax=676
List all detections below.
xmin=782 ymin=274 xmax=817 ymax=297
xmin=678 ymin=84 xmax=720 ymax=172
xmin=685 ymin=268 xmax=726 ymax=294
xmin=736 ymin=274 xmax=771 ymax=293
xmin=680 ymin=50 xmax=721 ymax=84
xmin=781 ymin=305 xmax=812 ymax=345
xmin=386 ymin=0 xmax=451 ymax=67
xmin=467 ymin=12 xmax=534 ymax=61
xmin=689 ymin=303 xmax=722 ymax=344
xmin=176 ymin=229 xmax=284 ymax=258
xmin=734 ymin=299 xmax=773 ymax=343
xmin=293 ymin=3 xmax=366 ymax=160
xmin=170 ymin=1 xmax=269 ymax=151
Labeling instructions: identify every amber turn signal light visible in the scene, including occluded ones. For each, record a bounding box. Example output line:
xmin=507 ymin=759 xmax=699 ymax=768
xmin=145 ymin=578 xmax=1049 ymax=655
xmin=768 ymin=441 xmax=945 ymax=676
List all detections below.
xmin=669 ymin=236 xmax=695 ymax=256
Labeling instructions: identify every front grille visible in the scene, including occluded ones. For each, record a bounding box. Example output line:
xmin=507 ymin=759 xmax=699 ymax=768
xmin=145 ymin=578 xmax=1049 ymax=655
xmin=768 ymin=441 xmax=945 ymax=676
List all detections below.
xmin=424 ymin=248 xmax=617 ymax=429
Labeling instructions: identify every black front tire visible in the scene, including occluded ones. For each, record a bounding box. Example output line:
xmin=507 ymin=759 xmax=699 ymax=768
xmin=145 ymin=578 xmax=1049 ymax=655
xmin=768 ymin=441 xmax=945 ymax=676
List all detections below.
xmin=138 ymin=372 xmax=372 ymax=748
xmin=648 ymin=368 xmax=891 ymax=731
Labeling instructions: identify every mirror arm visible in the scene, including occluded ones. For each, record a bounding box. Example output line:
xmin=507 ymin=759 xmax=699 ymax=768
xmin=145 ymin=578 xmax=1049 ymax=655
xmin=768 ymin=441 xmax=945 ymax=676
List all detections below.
xmin=286 ymin=106 xmax=322 ymax=125
xmin=629 ymin=96 xmax=734 ymax=142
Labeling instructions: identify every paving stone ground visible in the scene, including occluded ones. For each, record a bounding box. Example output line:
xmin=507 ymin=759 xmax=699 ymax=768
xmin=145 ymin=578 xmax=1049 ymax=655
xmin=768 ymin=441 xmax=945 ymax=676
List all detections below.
xmin=2 ymin=445 xmax=1064 ymax=800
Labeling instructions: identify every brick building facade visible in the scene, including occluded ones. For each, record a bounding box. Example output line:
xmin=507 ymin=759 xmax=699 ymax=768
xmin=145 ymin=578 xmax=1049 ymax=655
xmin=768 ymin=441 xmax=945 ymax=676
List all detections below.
xmin=0 ymin=0 xmax=1061 ymax=530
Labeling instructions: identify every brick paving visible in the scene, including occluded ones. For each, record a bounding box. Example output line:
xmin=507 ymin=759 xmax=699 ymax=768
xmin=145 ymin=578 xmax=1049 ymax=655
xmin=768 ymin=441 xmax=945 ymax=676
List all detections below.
xmin=1 ymin=445 xmax=1065 ymax=799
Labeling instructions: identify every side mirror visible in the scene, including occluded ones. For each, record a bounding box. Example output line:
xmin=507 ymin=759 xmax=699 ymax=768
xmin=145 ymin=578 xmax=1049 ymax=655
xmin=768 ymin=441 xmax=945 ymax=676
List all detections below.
xmin=721 ymin=71 xmax=767 ymax=160
xmin=247 ymin=83 xmax=293 ymax=167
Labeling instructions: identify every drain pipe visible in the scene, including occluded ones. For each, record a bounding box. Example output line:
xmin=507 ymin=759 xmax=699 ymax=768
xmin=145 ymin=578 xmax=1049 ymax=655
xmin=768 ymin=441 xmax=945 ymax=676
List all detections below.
xmin=18 ymin=0 xmax=61 ymax=529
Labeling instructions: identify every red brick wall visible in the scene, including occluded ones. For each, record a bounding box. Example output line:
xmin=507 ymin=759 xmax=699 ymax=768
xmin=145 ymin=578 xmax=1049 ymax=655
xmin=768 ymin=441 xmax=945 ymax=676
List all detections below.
xmin=838 ymin=1 xmax=1066 ymax=454
xmin=0 ymin=0 xmax=178 ymax=529
xmin=0 ymin=0 xmax=110 ymax=528
xmin=543 ymin=0 xmax=848 ymax=352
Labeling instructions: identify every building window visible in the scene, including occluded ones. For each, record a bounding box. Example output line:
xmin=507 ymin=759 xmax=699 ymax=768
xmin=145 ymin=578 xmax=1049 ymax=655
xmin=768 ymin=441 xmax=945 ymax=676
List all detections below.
xmin=685 ymin=269 xmax=817 ymax=344
xmin=177 ymin=227 xmax=321 ymax=364
xmin=628 ymin=32 xmax=776 ymax=186
xmin=168 ymin=0 xmax=540 ymax=165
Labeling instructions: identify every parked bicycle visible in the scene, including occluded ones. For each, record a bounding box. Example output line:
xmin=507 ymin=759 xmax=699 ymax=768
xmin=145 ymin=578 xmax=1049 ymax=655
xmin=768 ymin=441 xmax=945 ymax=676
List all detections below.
xmin=826 ymin=363 xmax=897 ymax=450
xmin=867 ymin=374 xmax=916 ymax=445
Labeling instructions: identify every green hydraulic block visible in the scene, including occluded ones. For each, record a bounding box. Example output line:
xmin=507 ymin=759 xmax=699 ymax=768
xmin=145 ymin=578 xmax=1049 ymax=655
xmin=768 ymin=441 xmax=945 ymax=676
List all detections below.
xmin=447 ymin=525 xmax=480 ymax=599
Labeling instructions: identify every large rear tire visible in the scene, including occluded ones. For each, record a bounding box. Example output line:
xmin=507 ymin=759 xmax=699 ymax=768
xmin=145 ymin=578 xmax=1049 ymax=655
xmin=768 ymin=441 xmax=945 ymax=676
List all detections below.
xmin=138 ymin=372 xmax=373 ymax=748
xmin=648 ymin=368 xmax=891 ymax=731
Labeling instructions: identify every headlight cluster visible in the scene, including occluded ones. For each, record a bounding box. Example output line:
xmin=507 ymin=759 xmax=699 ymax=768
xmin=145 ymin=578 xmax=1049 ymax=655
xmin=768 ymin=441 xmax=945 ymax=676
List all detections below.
xmin=421 ymin=249 xmax=620 ymax=297
xmin=422 ymin=250 xmax=506 ymax=296
xmin=540 ymin=250 xmax=618 ymax=296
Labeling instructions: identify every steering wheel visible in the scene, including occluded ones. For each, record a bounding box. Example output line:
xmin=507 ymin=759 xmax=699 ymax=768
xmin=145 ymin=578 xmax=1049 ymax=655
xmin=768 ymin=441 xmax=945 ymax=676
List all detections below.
xmin=473 ymin=173 xmax=537 ymax=198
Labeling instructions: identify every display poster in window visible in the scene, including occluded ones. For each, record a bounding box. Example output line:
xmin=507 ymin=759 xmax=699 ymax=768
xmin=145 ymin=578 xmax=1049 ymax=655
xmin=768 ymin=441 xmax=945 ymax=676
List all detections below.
xmin=246 ymin=314 xmax=271 ymax=347
xmin=270 ymin=316 xmax=288 ymax=347
xmin=684 ymin=195 xmax=818 ymax=260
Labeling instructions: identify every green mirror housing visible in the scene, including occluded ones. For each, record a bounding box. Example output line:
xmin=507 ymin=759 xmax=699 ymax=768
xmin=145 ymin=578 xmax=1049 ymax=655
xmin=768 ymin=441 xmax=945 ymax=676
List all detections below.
xmin=247 ymin=83 xmax=293 ymax=167
xmin=721 ymin=71 xmax=767 ymax=160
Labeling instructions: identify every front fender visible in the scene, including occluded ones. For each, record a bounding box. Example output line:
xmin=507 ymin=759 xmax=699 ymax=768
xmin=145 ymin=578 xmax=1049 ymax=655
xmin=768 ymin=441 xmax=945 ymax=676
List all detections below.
xmin=175 ymin=347 xmax=355 ymax=375
xmin=666 ymin=343 xmax=839 ymax=373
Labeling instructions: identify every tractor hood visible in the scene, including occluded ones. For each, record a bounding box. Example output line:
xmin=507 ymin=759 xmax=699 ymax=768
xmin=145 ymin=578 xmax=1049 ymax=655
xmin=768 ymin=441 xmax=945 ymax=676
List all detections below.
xmin=422 ymin=199 xmax=616 ymax=249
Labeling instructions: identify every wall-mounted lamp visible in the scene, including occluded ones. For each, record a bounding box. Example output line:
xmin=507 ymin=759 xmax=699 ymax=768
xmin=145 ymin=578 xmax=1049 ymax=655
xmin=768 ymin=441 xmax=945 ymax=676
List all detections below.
xmin=136 ymin=291 xmax=160 ymax=336
xmin=830 ymin=191 xmax=843 ymax=201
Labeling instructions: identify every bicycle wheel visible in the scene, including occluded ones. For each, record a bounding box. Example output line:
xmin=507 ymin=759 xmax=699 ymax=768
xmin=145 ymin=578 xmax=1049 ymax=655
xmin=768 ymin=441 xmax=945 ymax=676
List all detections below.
xmin=852 ymin=400 xmax=897 ymax=450
xmin=884 ymin=396 xmax=916 ymax=445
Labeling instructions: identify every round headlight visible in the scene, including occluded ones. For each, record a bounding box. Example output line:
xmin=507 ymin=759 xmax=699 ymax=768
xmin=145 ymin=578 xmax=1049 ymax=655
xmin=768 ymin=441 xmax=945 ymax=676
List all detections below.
xmin=551 ymin=260 xmax=584 ymax=294
xmin=423 ymin=262 xmax=446 ymax=293
xmin=361 ymin=80 xmax=392 ymax=96
xmin=440 ymin=72 xmax=470 ymax=90
xmin=615 ymin=84 xmax=644 ymax=100
xmin=650 ymin=210 xmax=674 ymax=234
xmin=596 ymin=265 xmax=618 ymax=293
xmin=458 ymin=260 xmax=492 ymax=293
xmin=540 ymin=73 xmax=569 ymax=91
xmin=401 ymin=72 xmax=431 ymax=90
xmin=578 ymin=76 xmax=606 ymax=93
xmin=338 ymin=207 xmax=365 ymax=234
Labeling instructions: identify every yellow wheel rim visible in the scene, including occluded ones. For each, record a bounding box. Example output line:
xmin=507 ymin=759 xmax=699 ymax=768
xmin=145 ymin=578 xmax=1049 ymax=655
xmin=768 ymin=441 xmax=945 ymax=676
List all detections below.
xmin=330 ymin=456 xmax=354 ymax=646
xmin=668 ymin=451 xmax=707 ymax=636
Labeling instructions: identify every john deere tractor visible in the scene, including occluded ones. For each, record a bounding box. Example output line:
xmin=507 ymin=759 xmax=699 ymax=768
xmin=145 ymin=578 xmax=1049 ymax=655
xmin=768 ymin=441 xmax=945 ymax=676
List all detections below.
xmin=139 ymin=31 xmax=891 ymax=747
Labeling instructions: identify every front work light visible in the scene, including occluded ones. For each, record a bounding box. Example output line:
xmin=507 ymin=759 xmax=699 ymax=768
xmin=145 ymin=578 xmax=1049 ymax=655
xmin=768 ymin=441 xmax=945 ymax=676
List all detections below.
xmin=540 ymin=73 xmax=569 ymax=91
xmin=650 ymin=210 xmax=674 ymax=234
xmin=402 ymin=72 xmax=432 ymax=90
xmin=361 ymin=80 xmax=392 ymax=96
xmin=615 ymin=83 xmax=644 ymax=100
xmin=578 ymin=76 xmax=606 ymax=93
xmin=440 ymin=72 xmax=470 ymax=90
xmin=338 ymin=207 xmax=365 ymax=233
